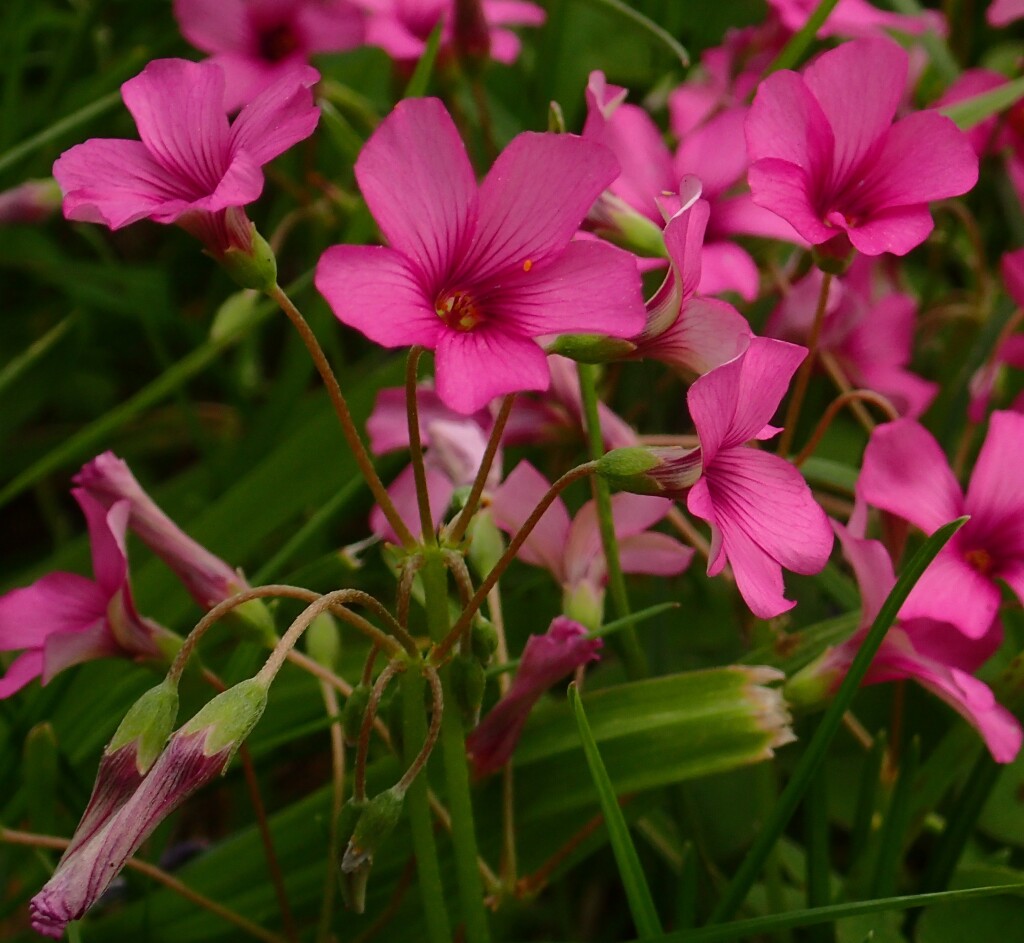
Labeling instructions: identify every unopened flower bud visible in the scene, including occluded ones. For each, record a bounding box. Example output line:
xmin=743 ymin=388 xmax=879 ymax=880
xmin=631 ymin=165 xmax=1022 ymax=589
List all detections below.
xmin=784 ymin=653 xmax=845 ymax=711
xmin=450 ymin=654 xmax=486 ymax=727
xmin=219 ymin=222 xmax=278 ymax=292
xmin=335 ymin=798 xmax=370 ymax=912
xmin=562 ymin=580 xmax=604 ymax=632
xmin=466 ymin=510 xmax=505 ymax=577
xmin=470 ymin=619 xmax=499 ymax=666
xmin=0 ymin=178 xmax=61 ymax=224
xmin=596 ymin=446 xmax=703 ymax=498
xmin=342 ymin=785 xmax=406 ymax=873
xmin=341 ymin=684 xmax=372 ymax=746
xmin=546 ymin=333 xmax=638 ymax=364
xmin=587 ymin=191 xmax=668 ymax=258
xmin=306 ymin=612 xmax=341 ymax=672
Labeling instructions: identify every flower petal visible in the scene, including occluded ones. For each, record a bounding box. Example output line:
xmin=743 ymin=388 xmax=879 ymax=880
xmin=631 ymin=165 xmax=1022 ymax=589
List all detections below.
xmin=355 ymin=97 xmax=478 ymax=284
xmin=0 ymin=573 xmax=106 ymax=653
xmin=675 ymin=106 xmax=748 ymax=199
xmin=316 ymin=244 xmax=445 ymax=348
xmin=433 ymin=326 xmax=550 ymax=414
xmin=370 ymin=463 xmax=453 ymax=543
xmin=74 ymin=491 xmax=129 ymax=596
xmin=489 ymin=461 xmax=570 ymax=580
xmin=899 ymin=548 xmax=1001 ymax=639
xmin=746 ymin=69 xmax=834 ymax=178
xmin=697 ymin=242 xmax=760 ymax=301
xmin=964 ymin=411 xmax=1024 ymax=541
xmin=747 ymin=158 xmax=834 ymax=245
xmin=173 ymin=0 xmax=252 ymax=55
xmin=618 ymin=531 xmax=695 ymax=577
xmin=463 ymin=132 xmax=619 ymax=281
xmin=0 ymin=650 xmax=45 ymax=699
xmin=858 ymin=419 xmax=963 ymax=533
xmin=843 ymin=203 xmax=936 ymax=257
xmin=229 ymin=66 xmax=321 ymax=166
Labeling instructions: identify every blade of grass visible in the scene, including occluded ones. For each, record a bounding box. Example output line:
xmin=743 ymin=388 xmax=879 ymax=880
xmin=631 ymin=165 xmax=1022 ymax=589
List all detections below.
xmin=403 ymin=20 xmax=444 ymax=99
xmin=804 ymin=766 xmax=832 ymax=943
xmin=940 ymin=75 xmax=1024 ymax=130
xmin=587 ymin=0 xmax=689 ymax=66
xmin=708 ymin=517 xmax=968 ymax=924
xmin=569 ymin=682 xmax=663 ymax=939
xmin=868 ymin=737 xmax=919 ymax=899
xmin=0 ymin=314 xmax=76 ymax=397
xmin=766 ymin=0 xmax=841 ymax=73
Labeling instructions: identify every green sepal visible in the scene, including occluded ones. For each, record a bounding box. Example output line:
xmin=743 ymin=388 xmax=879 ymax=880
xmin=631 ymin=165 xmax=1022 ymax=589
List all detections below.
xmin=218 ymin=225 xmax=278 ymax=292
xmin=107 ymin=678 xmax=180 ymax=773
xmin=181 ymin=677 xmax=269 ymax=758
xmin=450 ymin=655 xmax=486 ymax=727
xmin=342 ymin=785 xmax=406 ymax=872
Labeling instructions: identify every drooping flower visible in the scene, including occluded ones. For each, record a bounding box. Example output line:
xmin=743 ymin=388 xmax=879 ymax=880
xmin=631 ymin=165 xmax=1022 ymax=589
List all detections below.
xmin=0 ymin=492 xmax=167 ymax=698
xmin=74 ymin=452 xmax=250 ymax=610
xmin=685 ymin=338 xmax=834 ymax=617
xmin=30 ymin=678 xmax=268 ymax=938
xmin=466 ymin=615 xmax=601 ymax=776
xmin=858 ymin=411 xmax=1024 ymax=639
xmin=174 ymin=0 xmax=363 ymax=110
xmin=316 ymin=97 xmax=645 ymax=415
xmin=746 ymin=38 xmax=978 ymax=256
xmin=357 ymin=0 xmax=545 ymax=65
xmin=766 ymin=258 xmax=937 ymax=418
xmin=53 ymin=58 xmax=319 ymax=264
xmin=786 ymin=522 xmax=1021 ymax=764
xmin=489 ymin=460 xmax=693 ymax=628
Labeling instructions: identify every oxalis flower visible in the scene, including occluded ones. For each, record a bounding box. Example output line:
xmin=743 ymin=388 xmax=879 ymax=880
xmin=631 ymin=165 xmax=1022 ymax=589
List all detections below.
xmin=745 ymin=37 xmax=977 ymax=256
xmin=316 ymin=97 xmax=646 ymax=415
xmin=53 ymin=58 xmax=319 ymax=272
xmin=858 ymin=411 xmax=1024 ymax=640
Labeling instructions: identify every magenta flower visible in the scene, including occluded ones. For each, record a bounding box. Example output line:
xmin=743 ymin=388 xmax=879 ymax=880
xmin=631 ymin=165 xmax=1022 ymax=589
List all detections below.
xmin=746 ymin=38 xmax=978 ymax=256
xmin=466 ymin=615 xmax=601 ymax=776
xmin=0 ymin=492 xmax=166 ymax=698
xmin=316 ymin=97 xmax=645 ymax=415
xmin=788 ymin=522 xmax=1020 ymax=764
xmin=989 ymin=0 xmax=1024 ymax=25
xmin=74 ymin=452 xmax=249 ymax=610
xmin=490 ymin=460 xmax=693 ymax=627
xmin=766 ymin=259 xmax=936 ymax=418
xmin=53 ymin=58 xmax=319 ymax=258
xmin=174 ymin=0 xmax=363 ymax=110
xmin=30 ymin=678 xmax=267 ymax=937
xmin=768 ymin=0 xmax=946 ymax=39
xmin=858 ymin=411 xmax=1024 ymax=640
xmin=0 ymin=178 xmax=61 ymax=224
xmin=686 ymin=337 xmax=834 ymax=617
xmin=358 ymin=0 xmax=545 ymax=65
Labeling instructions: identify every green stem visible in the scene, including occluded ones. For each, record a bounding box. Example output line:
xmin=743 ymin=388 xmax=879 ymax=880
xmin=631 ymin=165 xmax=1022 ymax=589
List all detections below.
xmin=576 ymin=363 xmax=646 ymax=679
xmin=400 ymin=669 xmax=453 ymax=943
xmin=422 ymin=549 xmax=492 ymax=943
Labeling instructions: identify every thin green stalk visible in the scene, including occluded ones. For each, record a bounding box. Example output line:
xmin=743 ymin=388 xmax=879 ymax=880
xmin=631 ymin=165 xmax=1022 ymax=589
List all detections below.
xmin=588 ymin=0 xmax=689 ymax=65
xmin=421 ymin=549 xmax=492 ymax=943
xmin=406 ymin=347 xmax=435 ymax=541
xmin=848 ymin=731 xmax=887 ymax=868
xmin=0 ymin=314 xmax=76 ymax=397
xmin=400 ymin=669 xmax=453 ymax=943
xmin=576 ymin=363 xmax=646 ymax=679
xmin=804 ymin=767 xmax=832 ymax=943
xmin=707 ymin=517 xmax=967 ymax=924
xmin=869 ymin=738 xmax=919 ymax=899
xmin=765 ymin=0 xmax=841 ymax=74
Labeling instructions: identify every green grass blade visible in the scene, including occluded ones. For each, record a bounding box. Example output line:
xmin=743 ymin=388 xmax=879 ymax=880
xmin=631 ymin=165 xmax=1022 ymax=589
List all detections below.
xmin=403 ymin=20 xmax=444 ymax=99
xmin=588 ymin=0 xmax=689 ymax=66
xmin=708 ymin=517 xmax=969 ymax=924
xmin=939 ymin=75 xmax=1024 ymax=130
xmin=569 ymin=682 xmax=663 ymax=939
xmin=868 ymin=737 xmax=919 ymax=898
xmin=766 ymin=0 xmax=841 ymax=73
xmin=0 ymin=313 xmax=76 ymax=397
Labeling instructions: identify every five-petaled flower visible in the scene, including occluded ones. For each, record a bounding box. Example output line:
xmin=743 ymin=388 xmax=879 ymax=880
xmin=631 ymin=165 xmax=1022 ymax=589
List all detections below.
xmin=53 ymin=58 xmax=320 ymax=261
xmin=746 ymin=37 xmax=977 ymax=256
xmin=315 ymin=96 xmax=646 ymax=415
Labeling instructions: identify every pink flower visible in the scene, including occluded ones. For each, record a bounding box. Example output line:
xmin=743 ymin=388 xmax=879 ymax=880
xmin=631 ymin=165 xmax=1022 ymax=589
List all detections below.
xmin=686 ymin=337 xmax=834 ymax=617
xmin=174 ymin=0 xmax=363 ymax=110
xmin=633 ymin=184 xmax=753 ymax=375
xmin=788 ymin=522 xmax=1020 ymax=764
xmin=988 ymin=0 xmax=1024 ymax=26
xmin=489 ymin=460 xmax=693 ymax=627
xmin=934 ymin=69 xmax=1009 ymax=156
xmin=968 ymin=249 xmax=1024 ymax=421
xmin=746 ymin=38 xmax=978 ymax=256
xmin=768 ymin=0 xmax=946 ymax=39
xmin=0 ymin=179 xmax=61 ymax=224
xmin=858 ymin=412 xmax=1024 ymax=639
xmin=466 ymin=615 xmax=601 ymax=776
xmin=357 ymin=0 xmax=545 ymax=65
xmin=766 ymin=258 xmax=937 ymax=418
xmin=53 ymin=58 xmax=319 ymax=258
xmin=74 ymin=452 xmax=249 ymax=610
xmin=30 ymin=678 xmax=267 ymax=937
xmin=0 ymin=492 xmax=165 ymax=698
xmin=316 ymin=97 xmax=645 ymax=415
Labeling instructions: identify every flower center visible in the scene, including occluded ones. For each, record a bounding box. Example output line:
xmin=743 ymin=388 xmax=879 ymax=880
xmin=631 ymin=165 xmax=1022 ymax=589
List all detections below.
xmin=965 ymin=547 xmax=994 ymax=575
xmin=435 ymin=289 xmax=483 ymax=332
xmin=258 ymin=23 xmax=300 ymax=62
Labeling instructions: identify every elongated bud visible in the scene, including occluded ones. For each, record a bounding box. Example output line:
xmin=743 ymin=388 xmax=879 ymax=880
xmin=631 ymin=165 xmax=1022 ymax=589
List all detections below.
xmin=466 ymin=511 xmax=505 ymax=577
xmin=335 ymin=797 xmax=370 ymax=912
xmin=470 ymin=619 xmax=499 ymax=666
xmin=31 ymin=678 xmax=267 ymax=937
xmin=450 ymin=654 xmax=486 ymax=727
xmin=587 ymin=191 xmax=668 ymax=258
xmin=562 ymin=580 xmax=604 ymax=632
xmin=546 ymin=333 xmax=638 ymax=364
xmin=341 ymin=785 xmax=406 ymax=873
xmin=784 ymin=651 xmax=845 ymax=711
xmin=219 ymin=223 xmax=278 ymax=292
xmin=306 ymin=611 xmax=341 ymax=672
xmin=62 ymin=679 xmax=179 ymax=860
xmin=596 ymin=446 xmax=703 ymax=498
xmin=342 ymin=684 xmax=372 ymax=746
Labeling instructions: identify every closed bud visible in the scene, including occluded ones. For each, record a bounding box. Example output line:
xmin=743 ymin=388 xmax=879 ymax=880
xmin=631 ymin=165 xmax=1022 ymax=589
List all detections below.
xmin=306 ymin=612 xmax=341 ymax=671
xmin=470 ymin=619 xmax=499 ymax=666
xmin=342 ymin=786 xmax=406 ymax=873
xmin=450 ymin=654 xmax=486 ymax=727
xmin=597 ymin=446 xmax=703 ymax=498
xmin=587 ymin=191 xmax=668 ymax=258
xmin=562 ymin=580 xmax=604 ymax=632
xmin=335 ymin=797 xmax=370 ymax=911
xmin=341 ymin=684 xmax=372 ymax=746
xmin=466 ymin=511 xmax=505 ymax=577
xmin=547 ymin=333 xmax=638 ymax=364
xmin=218 ymin=222 xmax=278 ymax=292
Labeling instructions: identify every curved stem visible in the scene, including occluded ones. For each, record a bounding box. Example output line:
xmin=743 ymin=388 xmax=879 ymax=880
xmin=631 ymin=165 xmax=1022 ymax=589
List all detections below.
xmin=269 ymin=284 xmax=416 ymax=549
xmin=818 ymin=352 xmax=880 ymax=433
xmin=431 ymin=462 xmax=598 ymax=665
xmin=355 ymin=660 xmax=407 ymax=801
xmin=406 ymin=347 xmax=435 ymax=542
xmin=447 ymin=393 xmax=516 ymax=546
xmin=316 ymin=679 xmax=346 ymax=943
xmin=398 ymin=666 xmax=444 ymax=793
xmin=793 ymin=389 xmax=900 ymax=467
xmin=778 ymin=272 xmax=833 ymax=457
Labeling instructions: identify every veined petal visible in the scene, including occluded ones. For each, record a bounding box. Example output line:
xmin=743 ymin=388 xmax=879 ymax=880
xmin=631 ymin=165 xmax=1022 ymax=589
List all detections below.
xmin=229 ymin=66 xmax=320 ymax=166
xmin=619 ymin=531 xmax=695 ymax=577
xmin=173 ymin=0 xmax=253 ymax=54
xmin=489 ymin=461 xmax=570 ymax=580
xmin=370 ymin=463 xmax=453 ymax=543
xmin=664 ymin=196 xmax=711 ymax=302
xmin=858 ymin=419 xmax=963 ymax=533
xmin=355 ymin=98 xmax=478 ymax=283
xmin=121 ymin=60 xmax=231 ymax=194
xmin=899 ymin=549 xmax=1001 ymax=640
xmin=802 ymin=38 xmax=905 ymax=190
xmin=675 ymin=106 xmax=748 ymax=199
xmin=844 ymin=203 xmax=935 ymax=257
xmin=594 ymin=101 xmax=675 ymax=219
xmin=54 ymin=139 xmax=195 ymax=228
xmin=964 ymin=411 xmax=1024 ymax=539
xmin=433 ymin=326 xmax=550 ymax=414
xmin=640 ymin=296 xmax=751 ymax=377
xmin=464 ymin=132 xmax=619 ymax=281
xmin=481 ymin=240 xmax=645 ymax=339
xmin=832 ymin=520 xmax=895 ymax=628
xmin=0 ymin=650 xmax=45 ymax=699
xmin=0 ymin=573 xmax=106 ymax=652
xmin=316 ymin=244 xmax=444 ymax=348
xmin=42 ymin=620 xmax=121 ymax=684
xmin=746 ymin=69 xmax=834 ymax=178
xmin=697 ymin=242 xmax=760 ymax=301
xmin=74 ymin=491 xmax=129 ymax=596
xmin=747 ymin=158 xmax=834 ymax=245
